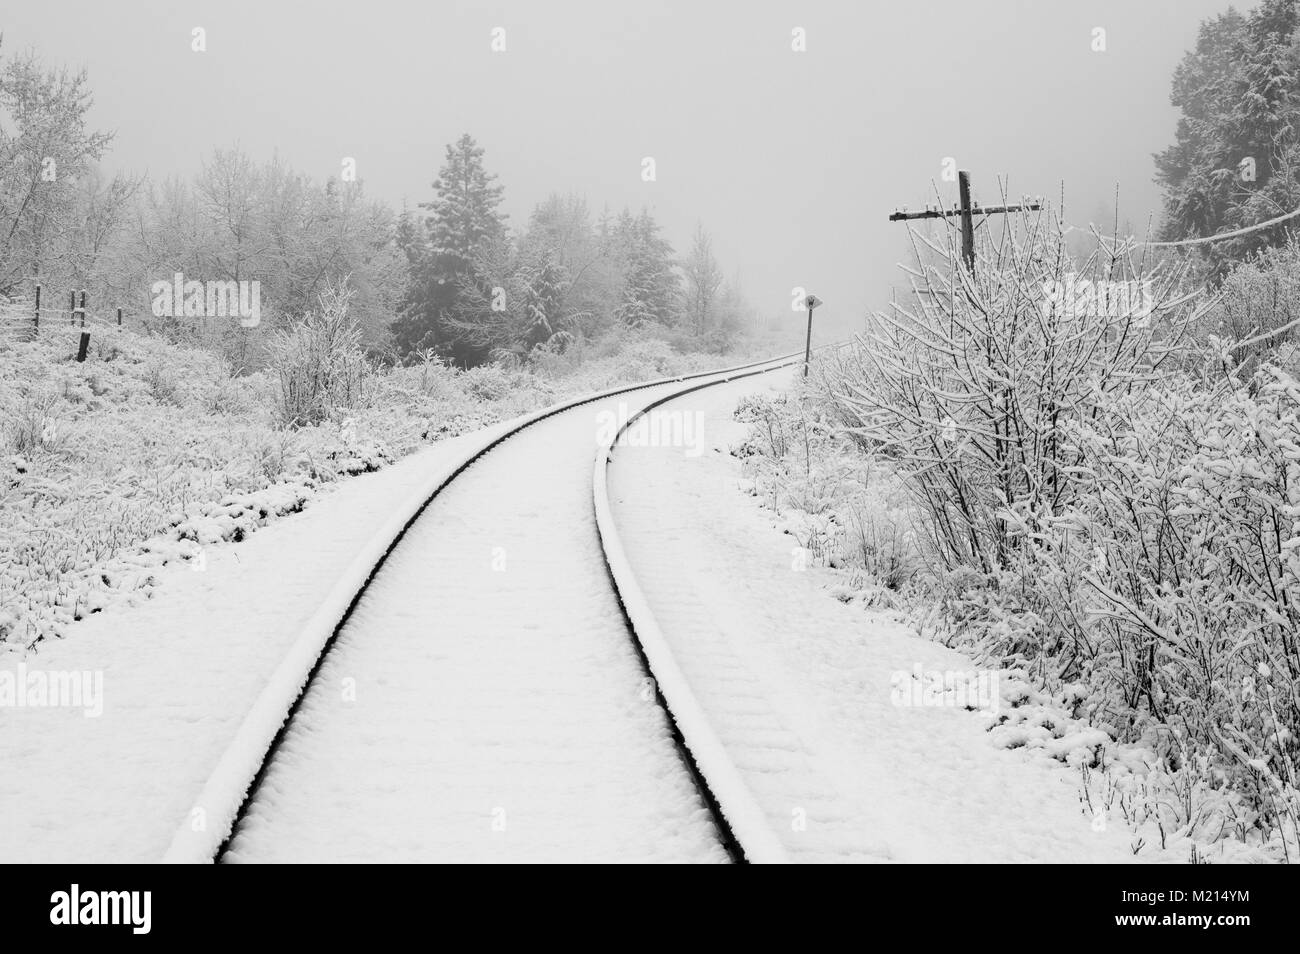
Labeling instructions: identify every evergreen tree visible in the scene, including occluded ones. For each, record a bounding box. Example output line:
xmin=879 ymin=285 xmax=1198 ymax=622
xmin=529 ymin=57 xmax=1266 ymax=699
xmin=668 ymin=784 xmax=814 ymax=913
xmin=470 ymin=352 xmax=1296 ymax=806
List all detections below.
xmin=520 ymin=193 xmax=613 ymax=338
xmin=424 ymin=134 xmax=506 ymax=263
xmin=613 ymin=209 xmax=680 ymax=327
xmin=520 ymin=248 xmax=568 ymax=350
xmin=392 ymin=134 xmax=506 ymax=363
xmin=1155 ymin=0 xmax=1300 ymax=276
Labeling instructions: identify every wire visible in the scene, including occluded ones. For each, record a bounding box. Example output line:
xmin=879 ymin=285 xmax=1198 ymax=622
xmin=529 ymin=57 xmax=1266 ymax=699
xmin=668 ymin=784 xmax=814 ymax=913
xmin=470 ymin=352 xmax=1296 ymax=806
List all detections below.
xmin=1061 ymin=204 xmax=1300 ymax=248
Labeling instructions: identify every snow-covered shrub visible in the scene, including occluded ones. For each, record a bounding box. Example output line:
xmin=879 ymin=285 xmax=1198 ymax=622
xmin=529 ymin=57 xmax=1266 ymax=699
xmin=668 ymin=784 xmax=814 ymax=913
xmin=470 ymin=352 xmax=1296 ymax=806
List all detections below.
xmin=144 ymin=360 xmax=183 ymax=406
xmin=5 ymin=392 xmax=61 ymax=455
xmin=841 ymin=480 xmax=922 ymax=590
xmin=829 ymin=212 xmax=1210 ymax=575
xmin=1200 ymin=239 xmax=1300 ymax=377
xmin=809 ymin=212 xmax=1300 ymax=855
xmin=268 ymin=280 xmax=368 ymax=428
xmin=459 ymin=363 xmax=518 ymax=402
xmin=606 ymin=337 xmax=678 ymax=380
xmin=734 ymin=388 xmax=922 ymax=591
xmin=1048 ymin=367 xmax=1300 ymax=854
xmin=203 ymin=373 xmax=254 ymax=416
xmin=883 ymin=353 xmax=1300 ymax=855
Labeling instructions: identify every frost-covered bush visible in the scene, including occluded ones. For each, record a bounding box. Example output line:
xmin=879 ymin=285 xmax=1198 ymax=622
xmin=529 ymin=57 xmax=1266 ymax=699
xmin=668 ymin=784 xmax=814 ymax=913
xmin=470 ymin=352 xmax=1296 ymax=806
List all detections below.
xmin=830 ymin=213 xmax=1209 ymax=574
xmin=1200 ymin=239 xmax=1300 ymax=377
xmin=812 ymin=213 xmax=1300 ymax=855
xmin=5 ymin=392 xmax=60 ymax=455
xmin=459 ymin=363 xmax=520 ymax=403
xmin=268 ymin=281 xmax=368 ymax=428
xmin=604 ymin=337 xmax=678 ymax=380
xmin=734 ymin=389 xmax=922 ymax=592
xmin=1043 ymin=367 xmax=1300 ymax=853
xmin=144 ymin=360 xmax=183 ymax=406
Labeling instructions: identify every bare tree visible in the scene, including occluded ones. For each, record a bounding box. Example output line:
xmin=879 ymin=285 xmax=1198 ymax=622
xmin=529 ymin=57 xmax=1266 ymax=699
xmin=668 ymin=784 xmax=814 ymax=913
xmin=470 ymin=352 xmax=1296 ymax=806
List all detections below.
xmin=0 ymin=41 xmax=115 ymax=295
xmin=681 ymin=224 xmax=724 ymax=336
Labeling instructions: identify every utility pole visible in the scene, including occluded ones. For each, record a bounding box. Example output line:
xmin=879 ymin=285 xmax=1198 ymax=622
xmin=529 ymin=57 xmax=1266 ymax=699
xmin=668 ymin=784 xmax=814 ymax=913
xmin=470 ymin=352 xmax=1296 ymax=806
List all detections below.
xmin=889 ymin=170 xmax=1040 ymax=570
xmin=888 ymin=170 xmax=1042 ymax=272
xmin=802 ymin=294 xmax=822 ymax=377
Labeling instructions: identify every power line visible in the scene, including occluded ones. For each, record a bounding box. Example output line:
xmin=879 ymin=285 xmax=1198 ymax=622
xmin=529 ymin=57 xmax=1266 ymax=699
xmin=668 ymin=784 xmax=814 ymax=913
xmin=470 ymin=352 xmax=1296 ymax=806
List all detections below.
xmin=1062 ymin=204 xmax=1300 ymax=248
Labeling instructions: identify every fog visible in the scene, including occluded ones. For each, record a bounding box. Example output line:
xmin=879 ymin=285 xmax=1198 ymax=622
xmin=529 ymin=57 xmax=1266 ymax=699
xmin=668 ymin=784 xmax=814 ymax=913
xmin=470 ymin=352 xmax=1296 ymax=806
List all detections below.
xmin=3 ymin=0 xmax=1238 ymax=341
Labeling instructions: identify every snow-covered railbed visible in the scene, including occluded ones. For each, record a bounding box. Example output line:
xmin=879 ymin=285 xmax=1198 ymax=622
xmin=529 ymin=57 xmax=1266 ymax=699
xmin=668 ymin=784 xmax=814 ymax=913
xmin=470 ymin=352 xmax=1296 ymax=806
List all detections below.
xmin=218 ymin=372 xmax=798 ymax=863
xmin=0 ymin=358 xmax=787 ymax=863
xmin=606 ymin=369 xmax=1142 ymax=863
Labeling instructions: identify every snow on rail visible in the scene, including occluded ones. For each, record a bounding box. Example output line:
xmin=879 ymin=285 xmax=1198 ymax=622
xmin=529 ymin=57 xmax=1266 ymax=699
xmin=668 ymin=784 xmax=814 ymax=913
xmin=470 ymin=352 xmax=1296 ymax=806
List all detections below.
xmin=592 ymin=357 xmax=800 ymax=865
xmin=161 ymin=351 xmax=799 ymax=863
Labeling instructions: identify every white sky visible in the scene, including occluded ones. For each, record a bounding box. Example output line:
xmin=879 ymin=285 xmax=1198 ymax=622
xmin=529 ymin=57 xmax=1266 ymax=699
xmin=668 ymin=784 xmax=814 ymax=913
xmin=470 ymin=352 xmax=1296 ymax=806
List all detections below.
xmin=2 ymin=0 xmax=1241 ymax=340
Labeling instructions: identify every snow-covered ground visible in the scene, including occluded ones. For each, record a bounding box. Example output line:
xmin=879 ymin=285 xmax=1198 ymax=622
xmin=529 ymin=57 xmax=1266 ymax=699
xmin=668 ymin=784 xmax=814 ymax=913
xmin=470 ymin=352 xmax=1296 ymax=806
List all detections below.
xmin=608 ymin=368 xmax=1143 ymax=863
xmin=223 ymin=380 xmax=732 ymax=863
xmin=1 ymin=368 xmax=770 ymax=863
xmin=0 ymin=420 xmax=523 ymax=862
xmin=1 ymin=358 xmax=1190 ymax=863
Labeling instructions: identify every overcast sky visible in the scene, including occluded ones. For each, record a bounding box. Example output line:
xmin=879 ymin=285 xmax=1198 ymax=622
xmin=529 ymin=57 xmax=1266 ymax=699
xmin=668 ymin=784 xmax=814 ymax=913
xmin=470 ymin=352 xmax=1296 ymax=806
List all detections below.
xmin=3 ymin=0 xmax=1241 ymax=340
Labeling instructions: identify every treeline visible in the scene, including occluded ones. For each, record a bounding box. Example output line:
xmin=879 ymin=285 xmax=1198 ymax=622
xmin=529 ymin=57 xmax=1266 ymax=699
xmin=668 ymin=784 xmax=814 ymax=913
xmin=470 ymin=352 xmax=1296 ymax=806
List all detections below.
xmin=392 ymin=134 xmax=752 ymax=367
xmin=0 ymin=41 xmax=756 ymax=371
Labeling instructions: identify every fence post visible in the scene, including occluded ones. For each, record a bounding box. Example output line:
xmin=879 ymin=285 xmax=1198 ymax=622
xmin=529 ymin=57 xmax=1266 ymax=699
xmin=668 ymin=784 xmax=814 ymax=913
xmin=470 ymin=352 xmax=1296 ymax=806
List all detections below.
xmin=34 ymin=284 xmax=40 ymax=334
xmin=69 ymin=290 xmax=76 ymax=325
xmin=79 ymin=289 xmax=87 ymax=328
xmin=76 ymin=331 xmax=90 ymax=362
xmin=117 ymin=307 xmax=122 ymax=328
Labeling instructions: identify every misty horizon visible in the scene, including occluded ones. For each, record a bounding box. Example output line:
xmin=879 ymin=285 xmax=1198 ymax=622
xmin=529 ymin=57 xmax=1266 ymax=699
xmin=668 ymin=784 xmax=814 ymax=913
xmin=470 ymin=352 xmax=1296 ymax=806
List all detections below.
xmin=1 ymin=0 xmax=1240 ymax=340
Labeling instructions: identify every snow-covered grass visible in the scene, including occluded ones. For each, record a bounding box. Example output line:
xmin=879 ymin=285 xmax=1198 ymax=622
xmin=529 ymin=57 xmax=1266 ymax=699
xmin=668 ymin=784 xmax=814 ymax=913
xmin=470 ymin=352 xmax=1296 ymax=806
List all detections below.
xmin=733 ymin=374 xmax=1296 ymax=863
xmin=732 ymin=387 xmax=924 ymax=606
xmin=0 ymin=314 xmax=785 ymax=654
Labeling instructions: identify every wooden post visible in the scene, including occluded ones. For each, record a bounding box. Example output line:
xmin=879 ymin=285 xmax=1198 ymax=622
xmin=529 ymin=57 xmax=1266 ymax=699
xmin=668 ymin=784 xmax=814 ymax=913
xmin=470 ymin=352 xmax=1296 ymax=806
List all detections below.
xmin=117 ymin=307 xmax=123 ymax=327
xmin=69 ymin=290 xmax=76 ymax=325
xmin=79 ymin=289 xmax=87 ymax=328
xmin=76 ymin=332 xmax=90 ymax=362
xmin=801 ymin=294 xmax=822 ymax=377
xmin=888 ymin=171 xmax=1041 ymax=276
xmin=34 ymin=284 xmax=40 ymax=334
xmin=803 ymin=303 xmax=814 ymax=378
xmin=958 ymin=170 xmax=976 ymax=273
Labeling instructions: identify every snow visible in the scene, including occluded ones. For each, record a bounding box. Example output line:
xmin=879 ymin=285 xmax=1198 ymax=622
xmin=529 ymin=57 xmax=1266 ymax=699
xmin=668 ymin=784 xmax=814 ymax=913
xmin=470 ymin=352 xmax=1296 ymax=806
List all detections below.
xmin=594 ymin=366 xmax=795 ymax=863
xmin=0 ymin=423 xmax=513 ymax=862
xmin=606 ymin=367 xmax=1144 ymax=863
xmin=1 ymin=359 xmax=789 ymax=863
xmin=1 ymin=351 xmax=1172 ymax=864
xmin=221 ymin=375 xmax=755 ymax=863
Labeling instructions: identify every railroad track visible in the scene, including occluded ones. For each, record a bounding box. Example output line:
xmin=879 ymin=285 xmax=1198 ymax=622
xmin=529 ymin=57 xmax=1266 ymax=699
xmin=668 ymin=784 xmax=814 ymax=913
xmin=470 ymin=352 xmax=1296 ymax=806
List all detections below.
xmin=162 ymin=350 xmax=822 ymax=864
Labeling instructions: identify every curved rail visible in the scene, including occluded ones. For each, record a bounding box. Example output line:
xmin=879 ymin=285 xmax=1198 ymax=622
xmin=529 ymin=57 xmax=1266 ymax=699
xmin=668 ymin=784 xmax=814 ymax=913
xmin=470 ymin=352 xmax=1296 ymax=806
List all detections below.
xmin=162 ymin=350 xmax=802 ymax=863
xmin=592 ymin=360 xmax=803 ymax=863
